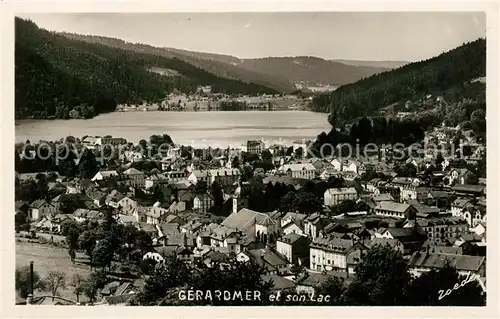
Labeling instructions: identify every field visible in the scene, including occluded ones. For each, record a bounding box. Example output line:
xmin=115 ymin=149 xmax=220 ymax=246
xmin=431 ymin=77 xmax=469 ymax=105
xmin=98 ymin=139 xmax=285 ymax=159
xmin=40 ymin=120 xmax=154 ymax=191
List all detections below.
xmin=16 ymin=241 xmax=92 ymax=302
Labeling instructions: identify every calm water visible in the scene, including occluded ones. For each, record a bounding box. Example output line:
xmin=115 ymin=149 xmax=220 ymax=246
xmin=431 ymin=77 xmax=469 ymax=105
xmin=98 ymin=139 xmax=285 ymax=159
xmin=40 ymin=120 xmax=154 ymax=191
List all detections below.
xmin=16 ymin=111 xmax=331 ymax=147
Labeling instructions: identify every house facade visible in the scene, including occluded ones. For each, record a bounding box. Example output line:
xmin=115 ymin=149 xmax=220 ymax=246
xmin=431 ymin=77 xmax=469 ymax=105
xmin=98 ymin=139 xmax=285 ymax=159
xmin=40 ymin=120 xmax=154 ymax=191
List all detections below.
xmin=324 ymin=188 xmax=358 ymax=207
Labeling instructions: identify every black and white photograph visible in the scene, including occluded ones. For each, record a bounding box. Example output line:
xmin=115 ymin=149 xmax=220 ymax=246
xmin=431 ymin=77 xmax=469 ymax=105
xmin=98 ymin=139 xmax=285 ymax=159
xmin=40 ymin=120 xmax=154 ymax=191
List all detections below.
xmin=2 ymin=2 xmax=498 ymax=315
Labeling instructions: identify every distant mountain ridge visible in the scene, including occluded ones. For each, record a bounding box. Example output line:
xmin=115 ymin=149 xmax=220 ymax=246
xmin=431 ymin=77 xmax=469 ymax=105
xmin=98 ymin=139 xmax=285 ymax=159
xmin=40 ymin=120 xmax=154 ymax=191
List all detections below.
xmin=237 ymin=56 xmax=392 ymax=86
xmin=330 ymin=60 xmax=409 ymax=69
xmin=59 ymin=33 xmax=403 ymax=92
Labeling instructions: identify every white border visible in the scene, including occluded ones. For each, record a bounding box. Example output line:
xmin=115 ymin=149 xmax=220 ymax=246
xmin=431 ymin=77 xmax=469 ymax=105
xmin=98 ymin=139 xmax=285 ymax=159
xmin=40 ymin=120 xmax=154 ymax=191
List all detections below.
xmin=1 ymin=1 xmax=499 ymax=318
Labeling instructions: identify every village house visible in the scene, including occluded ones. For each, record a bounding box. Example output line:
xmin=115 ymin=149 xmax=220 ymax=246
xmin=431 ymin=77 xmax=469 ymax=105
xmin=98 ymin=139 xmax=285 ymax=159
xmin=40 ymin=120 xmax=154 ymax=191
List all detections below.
xmin=208 ymin=168 xmax=241 ymax=186
xmin=91 ymin=170 xmax=118 ymax=182
xmin=401 ymin=185 xmax=429 ymax=203
xmin=246 ymin=140 xmax=265 ymax=154
xmin=187 ymin=170 xmax=210 ymax=185
xmin=72 ymin=209 xmax=103 ymax=223
xmin=193 ymin=194 xmax=214 ymax=214
xmin=292 ymin=139 xmax=312 ymax=153
xmin=196 ymin=224 xmax=242 ymax=253
xmin=451 ymin=184 xmax=486 ymax=198
xmin=276 ymin=233 xmax=309 ymax=266
xmin=324 ymin=188 xmax=358 ymax=207
xmin=131 ymin=206 xmax=147 ymax=223
xmin=408 ymin=252 xmax=485 ymax=278
xmin=374 ymin=202 xmax=417 ymax=219
xmin=408 ymin=216 xmax=469 ymax=243
xmin=262 ymin=274 xmax=297 ymax=293
xmin=82 ymin=136 xmax=103 ymax=149
xmin=117 ymin=196 xmax=138 ymax=215
xmin=122 ymin=168 xmax=145 ymax=188
xmin=309 ymin=236 xmax=366 ymax=274
xmin=330 ymin=158 xmax=343 ymax=171
xmin=342 ymin=159 xmax=362 ymax=174
xmin=447 ymin=168 xmax=477 ymax=185
xmin=145 ymin=173 xmax=169 ymax=190
xmin=29 ymin=199 xmax=56 ymax=221
xmin=278 ymin=163 xmax=316 ymax=180
xmin=237 ymin=247 xmax=290 ymax=275
xmin=86 ymin=189 xmax=106 ymax=207
xmin=165 ymin=170 xmax=188 ymax=183
xmin=451 ymin=199 xmax=475 ymax=219
xmin=304 ymin=213 xmax=330 ymax=240
xmin=374 ymin=227 xmax=427 ymax=255
xmin=144 ymin=202 xmax=168 ymax=225
xmin=105 ymin=190 xmax=125 ymax=208
xmin=222 ymin=208 xmax=280 ymax=241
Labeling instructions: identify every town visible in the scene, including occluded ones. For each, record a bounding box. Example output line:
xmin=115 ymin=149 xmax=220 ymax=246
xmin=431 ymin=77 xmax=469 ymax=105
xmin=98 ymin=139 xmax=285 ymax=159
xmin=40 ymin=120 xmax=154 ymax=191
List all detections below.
xmin=14 ymin=119 xmax=487 ymax=306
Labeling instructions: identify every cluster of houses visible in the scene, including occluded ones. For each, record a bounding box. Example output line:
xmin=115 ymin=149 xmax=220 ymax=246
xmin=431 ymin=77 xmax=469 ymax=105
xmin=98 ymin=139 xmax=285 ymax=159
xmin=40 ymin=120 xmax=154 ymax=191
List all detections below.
xmin=16 ymin=126 xmax=487 ymax=300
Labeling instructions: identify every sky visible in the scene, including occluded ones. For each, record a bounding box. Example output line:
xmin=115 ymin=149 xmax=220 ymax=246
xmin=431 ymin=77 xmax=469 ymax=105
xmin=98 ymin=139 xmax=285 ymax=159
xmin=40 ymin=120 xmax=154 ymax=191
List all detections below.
xmin=18 ymin=12 xmax=486 ymax=62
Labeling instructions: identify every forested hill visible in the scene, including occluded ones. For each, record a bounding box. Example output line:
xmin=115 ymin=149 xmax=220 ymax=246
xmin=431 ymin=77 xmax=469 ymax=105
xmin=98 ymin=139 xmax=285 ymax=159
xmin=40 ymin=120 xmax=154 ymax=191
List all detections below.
xmin=310 ymin=39 xmax=486 ymax=125
xmin=15 ymin=18 xmax=278 ymax=119
xmin=59 ymin=33 xmax=297 ymax=93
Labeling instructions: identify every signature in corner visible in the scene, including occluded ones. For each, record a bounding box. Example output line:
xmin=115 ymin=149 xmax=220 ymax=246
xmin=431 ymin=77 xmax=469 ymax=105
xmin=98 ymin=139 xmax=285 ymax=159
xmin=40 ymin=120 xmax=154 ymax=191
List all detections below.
xmin=438 ymin=272 xmax=480 ymax=300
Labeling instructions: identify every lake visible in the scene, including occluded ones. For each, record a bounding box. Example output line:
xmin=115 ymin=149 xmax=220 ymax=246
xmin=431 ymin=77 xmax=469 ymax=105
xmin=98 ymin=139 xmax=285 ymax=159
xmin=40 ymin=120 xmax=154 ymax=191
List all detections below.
xmin=15 ymin=111 xmax=331 ymax=148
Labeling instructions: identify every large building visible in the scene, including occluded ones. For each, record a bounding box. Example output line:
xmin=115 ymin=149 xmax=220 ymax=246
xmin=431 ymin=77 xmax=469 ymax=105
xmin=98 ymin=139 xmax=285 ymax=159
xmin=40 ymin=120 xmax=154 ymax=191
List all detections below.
xmin=324 ymin=188 xmax=358 ymax=207
xmin=309 ymin=236 xmax=366 ymax=273
xmin=279 ymin=163 xmax=316 ymax=180
xmin=374 ymin=202 xmax=417 ymax=219
xmin=247 ymin=140 xmax=265 ymax=155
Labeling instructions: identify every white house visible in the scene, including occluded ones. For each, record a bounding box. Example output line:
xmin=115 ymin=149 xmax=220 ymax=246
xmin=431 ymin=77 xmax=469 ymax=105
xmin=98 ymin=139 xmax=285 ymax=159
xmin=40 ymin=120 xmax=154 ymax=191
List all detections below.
xmin=123 ymin=168 xmax=145 ymax=188
xmin=324 ymin=188 xmax=358 ymax=207
xmin=278 ymin=163 xmax=316 ymax=180
xmin=91 ymin=170 xmax=118 ymax=182
xmin=29 ymin=199 xmax=56 ymax=221
xmin=309 ymin=236 xmax=365 ymax=273
xmin=117 ymin=196 xmax=138 ymax=215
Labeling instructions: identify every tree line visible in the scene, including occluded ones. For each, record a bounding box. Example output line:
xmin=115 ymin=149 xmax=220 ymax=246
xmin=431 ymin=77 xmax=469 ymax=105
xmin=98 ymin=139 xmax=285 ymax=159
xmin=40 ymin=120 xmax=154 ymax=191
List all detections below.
xmin=310 ymin=39 xmax=486 ymax=125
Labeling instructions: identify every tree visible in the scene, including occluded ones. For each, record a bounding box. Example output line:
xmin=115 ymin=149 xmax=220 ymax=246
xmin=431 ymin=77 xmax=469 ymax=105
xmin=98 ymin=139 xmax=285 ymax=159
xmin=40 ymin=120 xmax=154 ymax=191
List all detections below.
xmin=78 ymin=148 xmax=99 ymax=179
xmin=194 ymin=180 xmax=208 ymax=195
xmin=92 ymin=237 xmax=115 ymax=271
xmin=78 ymin=230 xmax=97 ymax=270
xmin=135 ymin=256 xmax=191 ymax=305
xmin=317 ymin=276 xmax=346 ymax=305
xmin=15 ymin=266 xmax=46 ymax=299
xmin=342 ymin=245 xmax=411 ymax=305
xmin=61 ymin=220 xmax=82 ymax=261
xmin=231 ymin=156 xmax=240 ymax=168
xmin=44 ymin=271 xmax=66 ymax=300
xmin=82 ymin=271 xmax=108 ymax=304
xmin=71 ymin=273 xmax=85 ymax=303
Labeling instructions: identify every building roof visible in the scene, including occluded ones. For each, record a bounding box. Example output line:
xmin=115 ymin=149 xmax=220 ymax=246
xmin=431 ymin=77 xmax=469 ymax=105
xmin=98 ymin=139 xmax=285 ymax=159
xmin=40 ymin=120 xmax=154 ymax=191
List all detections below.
xmin=451 ymin=184 xmax=485 ymax=194
xmin=310 ymin=236 xmax=354 ymax=252
xmin=375 ymin=201 xmax=412 ymax=213
xmin=451 ymin=199 xmax=474 ymax=208
xmin=372 ymin=193 xmax=395 ymax=202
xmin=408 ymin=252 xmax=485 ymax=272
xmin=123 ymin=168 xmax=144 ymax=175
xmin=117 ymin=214 xmax=137 ymax=224
xmin=261 ymin=274 xmax=296 ymax=291
xmin=325 ymin=187 xmax=357 ymax=196
xmin=29 ymin=199 xmax=53 ymax=208
xmin=368 ymin=238 xmax=402 ymax=250
xmin=222 ymin=208 xmax=273 ymax=235
xmin=102 ymin=293 xmax=137 ymax=305
xmin=278 ymin=233 xmax=308 ymax=245
xmin=280 ymin=163 xmax=316 ymax=172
